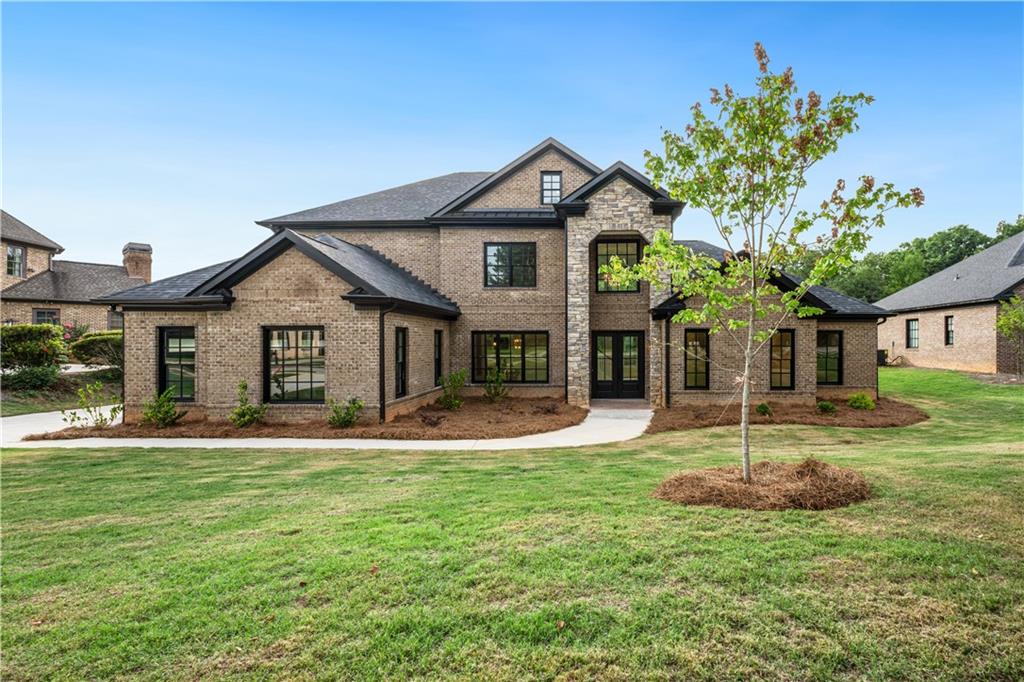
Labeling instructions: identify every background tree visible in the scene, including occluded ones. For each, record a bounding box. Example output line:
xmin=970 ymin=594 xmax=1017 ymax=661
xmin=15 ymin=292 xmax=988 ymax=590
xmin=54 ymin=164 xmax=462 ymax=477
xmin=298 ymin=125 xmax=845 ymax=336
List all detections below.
xmin=995 ymin=295 xmax=1024 ymax=376
xmin=995 ymin=215 xmax=1024 ymax=241
xmin=603 ymin=43 xmax=923 ymax=483
xmin=902 ymin=224 xmax=991 ymax=274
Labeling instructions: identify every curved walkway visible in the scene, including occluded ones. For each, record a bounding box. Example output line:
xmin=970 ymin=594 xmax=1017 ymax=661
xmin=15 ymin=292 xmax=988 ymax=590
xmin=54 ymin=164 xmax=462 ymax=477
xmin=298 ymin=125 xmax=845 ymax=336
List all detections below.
xmin=1 ymin=404 xmax=652 ymax=451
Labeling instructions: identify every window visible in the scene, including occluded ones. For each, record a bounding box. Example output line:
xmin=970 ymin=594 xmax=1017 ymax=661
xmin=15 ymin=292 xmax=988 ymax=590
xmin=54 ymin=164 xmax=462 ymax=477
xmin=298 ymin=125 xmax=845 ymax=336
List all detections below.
xmin=684 ymin=329 xmax=710 ymax=389
xmin=32 ymin=309 xmax=60 ymax=325
xmin=816 ymin=330 xmax=843 ymax=385
xmin=159 ymin=327 xmax=196 ymax=401
xmin=434 ymin=329 xmax=443 ymax=387
xmin=263 ymin=327 xmax=325 ymax=402
xmin=484 ymin=243 xmax=537 ymax=287
xmin=541 ymin=171 xmax=562 ymax=204
xmin=770 ymin=329 xmax=795 ymax=390
xmin=395 ymin=327 xmax=408 ymax=398
xmin=6 ymin=245 xmax=25 ymax=277
xmin=596 ymin=240 xmax=641 ymax=292
xmin=945 ymin=316 xmax=954 ymax=346
xmin=906 ymin=319 xmax=919 ymax=349
xmin=107 ymin=310 xmax=124 ymax=330
xmin=471 ymin=331 xmax=548 ymax=383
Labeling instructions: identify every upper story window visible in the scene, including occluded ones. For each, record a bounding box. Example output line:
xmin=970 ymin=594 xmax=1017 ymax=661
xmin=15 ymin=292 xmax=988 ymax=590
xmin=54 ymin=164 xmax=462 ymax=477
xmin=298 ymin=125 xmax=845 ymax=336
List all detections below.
xmin=816 ymin=330 xmax=843 ymax=385
xmin=684 ymin=329 xmax=710 ymax=390
xmin=485 ymin=243 xmax=536 ymax=287
xmin=944 ymin=315 xmax=954 ymax=346
xmin=32 ymin=308 xmax=60 ymax=325
xmin=596 ymin=240 xmax=641 ymax=292
xmin=770 ymin=329 xmax=795 ymax=390
xmin=159 ymin=327 xmax=196 ymax=401
xmin=6 ymin=245 xmax=25 ymax=277
xmin=264 ymin=326 xmax=325 ymax=402
xmin=906 ymin=319 xmax=919 ymax=349
xmin=541 ymin=171 xmax=562 ymax=204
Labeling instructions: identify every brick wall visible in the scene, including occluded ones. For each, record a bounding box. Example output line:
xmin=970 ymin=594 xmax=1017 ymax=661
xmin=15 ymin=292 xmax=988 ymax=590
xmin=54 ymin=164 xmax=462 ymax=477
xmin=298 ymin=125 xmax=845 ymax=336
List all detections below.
xmin=1 ymin=300 xmax=115 ymax=330
xmin=464 ymin=150 xmax=595 ymax=209
xmin=1 ymin=241 xmax=51 ymax=290
xmin=815 ymin=319 xmax=879 ymax=399
xmin=878 ymin=304 xmax=999 ymax=373
xmin=383 ymin=311 xmax=448 ymax=415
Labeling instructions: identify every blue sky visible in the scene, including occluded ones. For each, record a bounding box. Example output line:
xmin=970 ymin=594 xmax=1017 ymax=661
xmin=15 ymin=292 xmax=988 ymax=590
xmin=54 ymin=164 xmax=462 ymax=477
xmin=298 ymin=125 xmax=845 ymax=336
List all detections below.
xmin=3 ymin=2 xmax=1022 ymax=279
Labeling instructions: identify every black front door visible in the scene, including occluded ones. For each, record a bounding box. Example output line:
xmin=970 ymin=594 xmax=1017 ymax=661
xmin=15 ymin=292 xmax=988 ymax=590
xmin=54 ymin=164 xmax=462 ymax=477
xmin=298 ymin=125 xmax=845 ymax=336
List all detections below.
xmin=591 ymin=331 xmax=645 ymax=399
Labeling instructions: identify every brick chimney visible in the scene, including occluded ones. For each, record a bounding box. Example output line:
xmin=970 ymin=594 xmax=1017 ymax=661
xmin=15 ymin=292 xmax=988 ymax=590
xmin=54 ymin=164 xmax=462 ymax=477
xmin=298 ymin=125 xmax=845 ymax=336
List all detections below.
xmin=122 ymin=242 xmax=153 ymax=283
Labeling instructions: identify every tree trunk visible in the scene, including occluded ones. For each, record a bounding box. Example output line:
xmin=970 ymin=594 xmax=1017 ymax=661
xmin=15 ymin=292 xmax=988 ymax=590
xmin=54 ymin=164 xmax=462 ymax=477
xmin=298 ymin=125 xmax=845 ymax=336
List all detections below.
xmin=740 ymin=325 xmax=755 ymax=484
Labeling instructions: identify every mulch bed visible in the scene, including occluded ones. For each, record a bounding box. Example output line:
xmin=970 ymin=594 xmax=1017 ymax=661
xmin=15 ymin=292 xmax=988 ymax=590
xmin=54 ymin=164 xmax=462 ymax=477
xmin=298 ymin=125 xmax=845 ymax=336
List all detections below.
xmin=646 ymin=397 xmax=928 ymax=434
xmin=653 ymin=458 xmax=872 ymax=511
xmin=27 ymin=397 xmax=588 ymax=441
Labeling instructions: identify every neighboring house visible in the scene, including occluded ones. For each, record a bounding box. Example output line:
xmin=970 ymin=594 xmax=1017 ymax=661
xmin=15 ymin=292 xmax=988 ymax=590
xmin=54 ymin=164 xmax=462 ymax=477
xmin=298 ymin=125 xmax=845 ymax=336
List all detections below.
xmin=876 ymin=231 xmax=1024 ymax=374
xmin=99 ymin=138 xmax=887 ymax=423
xmin=1 ymin=210 xmax=153 ymax=330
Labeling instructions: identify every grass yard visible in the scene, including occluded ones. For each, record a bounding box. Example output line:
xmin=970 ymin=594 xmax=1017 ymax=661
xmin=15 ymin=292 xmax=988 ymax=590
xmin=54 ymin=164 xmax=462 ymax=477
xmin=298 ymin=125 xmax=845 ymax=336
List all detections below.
xmin=2 ymin=368 xmax=1022 ymax=680
xmin=0 ymin=369 xmax=122 ymax=417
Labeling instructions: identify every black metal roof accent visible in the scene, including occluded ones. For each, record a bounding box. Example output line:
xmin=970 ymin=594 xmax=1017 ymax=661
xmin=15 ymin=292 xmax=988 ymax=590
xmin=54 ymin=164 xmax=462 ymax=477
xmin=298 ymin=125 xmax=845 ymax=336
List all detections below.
xmin=554 ymin=161 xmax=683 ymax=220
xmin=4 ymin=260 xmax=145 ymax=304
xmin=1 ymin=210 xmax=64 ymax=253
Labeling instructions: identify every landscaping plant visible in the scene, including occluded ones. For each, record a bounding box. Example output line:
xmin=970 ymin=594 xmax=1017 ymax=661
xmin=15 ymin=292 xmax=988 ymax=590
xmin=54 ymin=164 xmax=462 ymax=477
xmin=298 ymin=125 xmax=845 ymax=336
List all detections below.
xmin=438 ymin=369 xmax=466 ymax=410
xmin=228 ymin=380 xmax=268 ymax=428
xmin=0 ymin=323 xmax=66 ymax=369
xmin=70 ymin=330 xmax=124 ymax=371
xmin=483 ymin=367 xmax=508 ymax=403
xmin=61 ymin=322 xmax=90 ymax=344
xmin=327 ymin=397 xmax=365 ymax=428
xmin=995 ymin=294 xmax=1024 ymax=376
xmin=4 ymin=365 xmax=60 ymax=391
xmin=61 ymin=381 xmax=123 ymax=428
xmin=602 ymin=42 xmax=923 ymax=482
xmin=141 ymin=388 xmax=189 ymax=428
xmin=848 ymin=392 xmax=876 ymax=410
xmin=816 ymin=400 xmax=836 ymax=414
xmin=755 ymin=402 xmax=773 ymax=418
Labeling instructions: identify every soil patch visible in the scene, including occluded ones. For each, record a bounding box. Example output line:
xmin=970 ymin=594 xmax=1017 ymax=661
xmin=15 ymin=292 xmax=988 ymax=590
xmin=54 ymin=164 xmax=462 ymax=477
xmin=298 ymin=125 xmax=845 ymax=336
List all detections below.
xmin=27 ymin=397 xmax=587 ymax=442
xmin=646 ymin=397 xmax=927 ymax=434
xmin=965 ymin=372 xmax=1024 ymax=386
xmin=653 ymin=458 xmax=872 ymax=511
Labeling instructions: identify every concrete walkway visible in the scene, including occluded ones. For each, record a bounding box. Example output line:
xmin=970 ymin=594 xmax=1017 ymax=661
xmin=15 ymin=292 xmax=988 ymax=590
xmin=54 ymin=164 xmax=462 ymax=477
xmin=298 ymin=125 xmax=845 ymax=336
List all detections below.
xmin=1 ymin=405 xmax=652 ymax=451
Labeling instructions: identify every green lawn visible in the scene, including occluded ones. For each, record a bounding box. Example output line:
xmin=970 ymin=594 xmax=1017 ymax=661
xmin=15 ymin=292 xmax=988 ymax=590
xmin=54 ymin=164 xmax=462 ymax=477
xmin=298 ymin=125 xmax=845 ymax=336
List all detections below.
xmin=0 ymin=369 xmax=122 ymax=417
xmin=2 ymin=368 xmax=1022 ymax=680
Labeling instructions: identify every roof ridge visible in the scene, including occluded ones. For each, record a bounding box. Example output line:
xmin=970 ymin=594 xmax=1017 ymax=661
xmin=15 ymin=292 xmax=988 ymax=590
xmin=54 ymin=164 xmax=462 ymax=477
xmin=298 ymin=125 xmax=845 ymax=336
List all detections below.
xmin=353 ymin=243 xmax=457 ymax=306
xmin=54 ymin=259 xmax=127 ymax=268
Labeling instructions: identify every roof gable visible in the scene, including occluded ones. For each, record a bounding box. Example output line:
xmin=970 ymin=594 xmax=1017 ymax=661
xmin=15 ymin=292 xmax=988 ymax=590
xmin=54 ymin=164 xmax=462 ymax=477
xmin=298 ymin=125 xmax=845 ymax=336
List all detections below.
xmin=1 ymin=210 xmax=64 ymax=253
xmin=555 ymin=162 xmax=683 ymax=219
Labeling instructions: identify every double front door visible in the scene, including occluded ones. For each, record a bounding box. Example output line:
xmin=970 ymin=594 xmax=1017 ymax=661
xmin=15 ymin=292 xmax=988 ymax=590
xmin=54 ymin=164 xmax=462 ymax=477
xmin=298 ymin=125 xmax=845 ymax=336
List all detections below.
xmin=591 ymin=331 xmax=645 ymax=399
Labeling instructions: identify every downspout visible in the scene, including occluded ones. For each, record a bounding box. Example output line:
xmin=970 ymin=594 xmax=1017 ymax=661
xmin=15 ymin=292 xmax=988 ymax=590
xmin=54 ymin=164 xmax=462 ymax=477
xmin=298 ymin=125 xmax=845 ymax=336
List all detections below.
xmin=378 ymin=302 xmax=397 ymax=423
xmin=563 ymin=216 xmax=569 ymax=403
xmin=876 ymin=317 xmax=884 ymax=399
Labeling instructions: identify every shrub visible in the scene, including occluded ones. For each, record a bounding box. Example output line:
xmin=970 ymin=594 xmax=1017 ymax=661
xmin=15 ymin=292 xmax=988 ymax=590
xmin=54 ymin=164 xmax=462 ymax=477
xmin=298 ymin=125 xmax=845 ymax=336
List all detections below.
xmin=848 ymin=392 xmax=876 ymax=410
xmin=61 ymin=381 xmax=123 ymax=428
xmin=62 ymin=322 xmax=90 ymax=344
xmin=0 ymin=324 xmax=66 ymax=369
xmin=141 ymin=388 xmax=188 ymax=428
xmin=5 ymin=365 xmax=60 ymax=391
xmin=228 ymin=380 xmax=267 ymax=428
xmin=816 ymin=400 xmax=837 ymax=415
xmin=483 ymin=368 xmax=508 ymax=403
xmin=327 ymin=397 xmax=365 ymax=428
xmin=70 ymin=330 xmax=123 ymax=370
xmin=755 ymin=402 xmax=773 ymax=418
xmin=438 ymin=369 xmax=466 ymax=410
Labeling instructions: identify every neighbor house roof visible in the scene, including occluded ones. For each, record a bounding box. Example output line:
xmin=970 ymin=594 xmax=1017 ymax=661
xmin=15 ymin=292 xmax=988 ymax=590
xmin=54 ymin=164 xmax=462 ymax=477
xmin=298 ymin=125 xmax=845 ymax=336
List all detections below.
xmin=2 ymin=261 xmax=145 ymax=304
xmin=1 ymin=210 xmax=64 ymax=253
xmin=98 ymin=262 xmax=235 ymax=303
xmin=874 ymin=232 xmax=1024 ymax=312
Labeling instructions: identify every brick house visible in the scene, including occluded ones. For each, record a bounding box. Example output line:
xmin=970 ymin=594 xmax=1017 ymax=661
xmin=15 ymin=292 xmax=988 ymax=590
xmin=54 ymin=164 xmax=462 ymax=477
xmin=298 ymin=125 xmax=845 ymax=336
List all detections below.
xmin=1 ymin=210 xmax=153 ymax=330
xmin=876 ymin=231 xmax=1024 ymax=374
xmin=99 ymin=139 xmax=888 ymax=423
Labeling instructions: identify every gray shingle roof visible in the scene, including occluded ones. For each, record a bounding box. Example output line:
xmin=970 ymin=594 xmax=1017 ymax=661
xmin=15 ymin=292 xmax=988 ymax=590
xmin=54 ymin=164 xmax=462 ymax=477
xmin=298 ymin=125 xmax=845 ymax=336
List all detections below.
xmin=1 ymin=210 xmax=63 ymax=252
xmin=98 ymin=261 xmax=234 ymax=302
xmin=257 ymin=172 xmax=492 ymax=226
xmin=3 ymin=260 xmax=145 ymax=303
xmin=875 ymin=232 xmax=1024 ymax=312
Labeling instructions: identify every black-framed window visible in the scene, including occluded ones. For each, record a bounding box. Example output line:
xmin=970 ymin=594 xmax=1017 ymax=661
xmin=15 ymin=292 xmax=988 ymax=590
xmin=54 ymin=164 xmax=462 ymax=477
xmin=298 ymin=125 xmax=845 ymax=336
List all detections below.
xmin=6 ymin=245 xmax=25 ymax=277
xmin=484 ymin=243 xmax=537 ymax=287
xmin=264 ymin=326 xmax=325 ymax=403
xmin=541 ymin=171 xmax=562 ymax=204
xmin=395 ymin=327 xmax=408 ymax=398
xmin=159 ymin=327 xmax=196 ymax=401
xmin=770 ymin=329 xmax=795 ymax=390
xmin=684 ymin=329 xmax=710 ymax=390
xmin=32 ymin=308 xmax=60 ymax=325
xmin=434 ymin=329 xmax=443 ymax=387
xmin=816 ymin=330 xmax=843 ymax=385
xmin=596 ymin=240 xmax=641 ymax=292
xmin=471 ymin=331 xmax=548 ymax=383
xmin=906 ymin=319 xmax=919 ymax=349
xmin=944 ymin=316 xmax=954 ymax=346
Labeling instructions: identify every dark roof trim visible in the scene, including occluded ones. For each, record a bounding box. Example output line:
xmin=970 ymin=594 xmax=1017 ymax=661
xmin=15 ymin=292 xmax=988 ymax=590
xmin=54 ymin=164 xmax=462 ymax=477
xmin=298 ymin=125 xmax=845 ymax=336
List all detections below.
xmin=2 ymin=295 xmax=104 ymax=305
xmin=341 ymin=293 xmax=460 ymax=321
xmin=259 ymin=219 xmax=433 ymax=229
xmin=554 ymin=161 xmax=683 ymax=219
xmin=432 ymin=138 xmax=602 ymax=216
xmin=880 ymin=292 xmax=1021 ymax=314
xmin=426 ymin=215 xmax=562 ymax=228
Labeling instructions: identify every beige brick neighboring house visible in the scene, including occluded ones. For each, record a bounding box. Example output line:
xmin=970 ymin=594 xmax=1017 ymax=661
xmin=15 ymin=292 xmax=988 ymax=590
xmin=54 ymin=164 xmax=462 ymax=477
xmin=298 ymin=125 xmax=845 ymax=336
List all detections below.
xmin=2 ymin=210 xmax=152 ymax=330
xmin=102 ymin=138 xmax=890 ymax=423
xmin=876 ymin=232 xmax=1024 ymax=374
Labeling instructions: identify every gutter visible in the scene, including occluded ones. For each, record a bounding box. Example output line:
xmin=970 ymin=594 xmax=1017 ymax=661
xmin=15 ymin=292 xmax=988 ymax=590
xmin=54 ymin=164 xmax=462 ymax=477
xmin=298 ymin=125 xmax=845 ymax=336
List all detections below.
xmin=378 ymin=302 xmax=397 ymax=423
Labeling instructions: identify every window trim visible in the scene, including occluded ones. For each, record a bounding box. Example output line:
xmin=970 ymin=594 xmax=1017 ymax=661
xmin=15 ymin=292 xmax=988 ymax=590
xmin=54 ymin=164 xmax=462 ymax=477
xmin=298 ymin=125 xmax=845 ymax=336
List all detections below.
xmin=683 ymin=328 xmax=710 ymax=390
xmin=944 ymin=315 xmax=954 ymax=346
xmin=261 ymin=325 xmax=326 ymax=404
xmin=433 ymin=329 xmax=443 ymax=387
xmin=540 ymin=170 xmax=562 ymax=205
xmin=7 ymin=244 xmax=26 ymax=278
xmin=906 ymin=318 xmax=919 ymax=349
xmin=395 ymin=326 xmax=408 ymax=398
xmin=470 ymin=331 xmax=550 ymax=384
xmin=770 ymin=328 xmax=796 ymax=391
xmin=157 ymin=326 xmax=197 ymax=403
xmin=31 ymin=308 xmax=60 ymax=325
xmin=816 ymin=329 xmax=844 ymax=386
xmin=483 ymin=242 xmax=538 ymax=288
xmin=595 ymin=239 xmax=643 ymax=293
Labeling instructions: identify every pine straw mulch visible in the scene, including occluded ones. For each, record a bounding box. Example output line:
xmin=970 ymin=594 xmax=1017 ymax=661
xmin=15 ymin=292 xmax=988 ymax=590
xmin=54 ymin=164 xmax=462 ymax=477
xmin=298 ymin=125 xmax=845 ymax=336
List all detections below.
xmin=26 ymin=397 xmax=588 ymax=442
xmin=646 ymin=397 xmax=928 ymax=434
xmin=653 ymin=458 xmax=872 ymax=511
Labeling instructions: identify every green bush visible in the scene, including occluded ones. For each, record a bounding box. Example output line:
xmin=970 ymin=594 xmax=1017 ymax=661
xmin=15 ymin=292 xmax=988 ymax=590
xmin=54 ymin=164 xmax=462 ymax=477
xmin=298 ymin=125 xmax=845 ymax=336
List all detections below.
xmin=228 ymin=380 xmax=268 ymax=428
xmin=141 ymin=388 xmax=188 ymax=428
xmin=61 ymin=381 xmax=123 ymax=428
xmin=327 ymin=397 xmax=365 ymax=428
xmin=0 ymin=324 xmax=66 ymax=369
xmin=816 ymin=400 xmax=837 ymax=415
xmin=848 ymin=392 xmax=876 ymax=410
xmin=5 ymin=365 xmax=60 ymax=391
xmin=755 ymin=402 xmax=773 ymax=418
xmin=70 ymin=330 xmax=123 ymax=370
xmin=483 ymin=368 xmax=508 ymax=403
xmin=438 ymin=369 xmax=466 ymax=410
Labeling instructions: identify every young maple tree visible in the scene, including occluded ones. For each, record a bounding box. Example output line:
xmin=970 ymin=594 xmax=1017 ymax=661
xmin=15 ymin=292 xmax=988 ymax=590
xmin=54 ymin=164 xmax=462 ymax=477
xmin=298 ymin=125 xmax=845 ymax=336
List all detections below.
xmin=603 ymin=43 xmax=924 ymax=483
xmin=995 ymin=295 xmax=1024 ymax=376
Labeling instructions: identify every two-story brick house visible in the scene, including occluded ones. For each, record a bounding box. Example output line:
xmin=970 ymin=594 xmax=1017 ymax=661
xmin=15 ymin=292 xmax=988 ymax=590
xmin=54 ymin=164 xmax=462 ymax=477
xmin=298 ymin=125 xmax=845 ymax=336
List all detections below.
xmin=101 ymin=139 xmax=887 ymax=423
